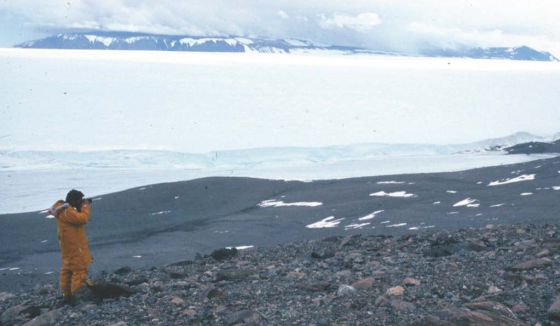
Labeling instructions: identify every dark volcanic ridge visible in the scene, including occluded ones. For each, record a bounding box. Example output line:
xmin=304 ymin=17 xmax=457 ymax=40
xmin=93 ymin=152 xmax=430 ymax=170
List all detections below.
xmin=1 ymin=224 xmax=560 ymax=325
xmin=505 ymin=139 xmax=560 ymax=155
xmin=1 ymin=155 xmax=560 ymax=294
xmin=16 ymin=31 xmax=559 ymax=61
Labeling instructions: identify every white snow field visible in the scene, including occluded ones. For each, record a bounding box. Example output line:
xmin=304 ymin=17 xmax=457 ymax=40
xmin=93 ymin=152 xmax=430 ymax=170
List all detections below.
xmin=1 ymin=49 xmax=560 ymax=213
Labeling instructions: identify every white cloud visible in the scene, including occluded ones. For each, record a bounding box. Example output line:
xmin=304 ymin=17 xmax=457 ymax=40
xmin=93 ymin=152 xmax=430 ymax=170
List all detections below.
xmin=277 ymin=10 xmax=289 ymax=19
xmin=0 ymin=0 xmax=560 ymax=56
xmin=319 ymin=12 xmax=381 ymax=32
xmin=408 ymin=21 xmax=560 ymax=55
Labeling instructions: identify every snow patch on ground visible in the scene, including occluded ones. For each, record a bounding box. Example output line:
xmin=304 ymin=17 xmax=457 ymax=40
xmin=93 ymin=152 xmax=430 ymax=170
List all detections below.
xmin=553 ymin=186 xmax=560 ymax=190
xmin=453 ymin=198 xmax=480 ymax=208
xmin=488 ymin=174 xmax=535 ymax=186
xmin=433 ymin=201 xmax=441 ymax=205
xmin=446 ymin=190 xmax=457 ymax=194
xmin=45 ymin=214 xmax=55 ymax=219
xmin=370 ymin=191 xmax=415 ymax=198
xmin=151 ymin=210 xmax=171 ymax=216
xmin=376 ymin=181 xmax=406 ymax=184
xmin=490 ymin=203 xmax=506 ymax=207
xmin=306 ymin=216 xmax=344 ymax=229
xmin=386 ymin=223 xmax=407 ymax=228
xmin=345 ymin=223 xmax=370 ymax=230
xmin=258 ymin=200 xmax=323 ymax=208
xmin=132 ymin=255 xmax=142 ymax=258
xmin=226 ymin=245 xmax=254 ymax=250
xmin=358 ymin=210 xmax=384 ymax=221
xmin=520 ymin=192 xmax=533 ymax=196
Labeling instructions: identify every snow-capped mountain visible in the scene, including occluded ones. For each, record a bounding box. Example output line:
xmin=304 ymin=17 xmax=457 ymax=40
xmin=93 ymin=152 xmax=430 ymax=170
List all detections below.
xmin=16 ymin=32 xmax=559 ymax=61
xmin=16 ymin=32 xmax=368 ymax=54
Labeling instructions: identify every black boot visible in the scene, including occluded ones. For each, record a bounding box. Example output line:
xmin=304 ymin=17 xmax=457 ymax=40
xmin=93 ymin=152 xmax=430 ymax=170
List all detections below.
xmin=62 ymin=295 xmax=77 ymax=306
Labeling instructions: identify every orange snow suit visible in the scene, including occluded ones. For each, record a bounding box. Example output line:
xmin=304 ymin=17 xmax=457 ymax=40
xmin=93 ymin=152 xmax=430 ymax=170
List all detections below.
xmin=51 ymin=200 xmax=93 ymax=297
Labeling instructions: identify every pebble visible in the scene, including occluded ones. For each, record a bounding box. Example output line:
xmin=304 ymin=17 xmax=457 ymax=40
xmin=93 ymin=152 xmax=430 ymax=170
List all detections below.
xmin=337 ymin=285 xmax=357 ymax=297
xmin=403 ymin=277 xmax=421 ymax=286
xmin=386 ymin=286 xmax=405 ymax=296
xmin=351 ymin=277 xmax=375 ymax=289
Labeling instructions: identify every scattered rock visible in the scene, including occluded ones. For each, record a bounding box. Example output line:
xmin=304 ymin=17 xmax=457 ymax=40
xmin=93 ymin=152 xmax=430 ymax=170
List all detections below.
xmin=488 ymin=285 xmax=502 ymax=294
xmin=211 ymin=248 xmax=238 ymax=261
xmin=337 ymin=285 xmax=357 ymax=297
xmin=386 ymin=286 xmax=405 ymax=296
xmin=351 ymin=277 xmax=375 ymax=289
xmin=548 ymin=297 xmax=560 ymax=321
xmin=225 ymin=309 xmax=262 ymax=325
xmin=215 ymin=269 xmax=253 ymax=282
xmin=390 ymin=299 xmax=415 ymax=312
xmin=182 ymin=309 xmax=197 ymax=317
xmin=403 ymin=277 xmax=421 ymax=286
xmin=170 ymin=295 xmax=185 ymax=306
xmin=536 ymin=249 xmax=550 ymax=257
xmin=0 ymin=292 xmax=15 ymax=302
xmin=294 ymin=282 xmax=331 ymax=292
xmin=1 ymin=224 xmax=559 ymax=325
xmin=22 ymin=309 xmax=62 ymax=326
xmin=1 ymin=304 xmax=33 ymax=324
xmin=107 ymin=322 xmax=127 ymax=326
xmin=114 ymin=266 xmax=132 ymax=275
xmin=507 ymin=258 xmax=552 ymax=271
xmin=87 ymin=281 xmax=134 ymax=299
xmin=450 ymin=301 xmax=522 ymax=325
xmin=207 ymin=288 xmax=226 ymax=300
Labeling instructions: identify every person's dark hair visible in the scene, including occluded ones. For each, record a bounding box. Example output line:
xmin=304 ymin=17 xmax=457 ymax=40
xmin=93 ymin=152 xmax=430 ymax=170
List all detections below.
xmin=66 ymin=189 xmax=85 ymax=211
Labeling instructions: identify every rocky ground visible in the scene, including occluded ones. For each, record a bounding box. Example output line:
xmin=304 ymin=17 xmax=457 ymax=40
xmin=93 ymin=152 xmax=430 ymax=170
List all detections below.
xmin=2 ymin=223 xmax=560 ymax=325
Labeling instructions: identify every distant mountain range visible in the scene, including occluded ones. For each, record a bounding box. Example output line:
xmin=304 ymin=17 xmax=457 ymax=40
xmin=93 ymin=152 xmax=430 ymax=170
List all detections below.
xmin=16 ymin=31 xmax=559 ymax=61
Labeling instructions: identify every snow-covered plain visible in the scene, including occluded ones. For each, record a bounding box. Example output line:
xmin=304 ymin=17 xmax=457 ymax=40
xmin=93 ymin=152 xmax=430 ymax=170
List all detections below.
xmin=1 ymin=49 xmax=560 ymax=214
xmin=1 ymin=49 xmax=560 ymax=151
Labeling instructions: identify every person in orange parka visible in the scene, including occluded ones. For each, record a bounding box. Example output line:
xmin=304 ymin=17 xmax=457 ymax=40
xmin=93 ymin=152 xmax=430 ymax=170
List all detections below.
xmin=49 ymin=189 xmax=93 ymax=304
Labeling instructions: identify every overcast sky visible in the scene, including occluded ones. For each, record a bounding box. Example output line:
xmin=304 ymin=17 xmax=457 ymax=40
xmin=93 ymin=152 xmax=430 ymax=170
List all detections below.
xmin=1 ymin=1 xmax=560 ymax=56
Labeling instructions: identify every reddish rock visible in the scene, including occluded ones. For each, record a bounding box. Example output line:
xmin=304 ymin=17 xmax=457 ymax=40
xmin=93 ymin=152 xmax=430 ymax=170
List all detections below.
xmin=507 ymin=258 xmax=552 ymax=271
xmin=386 ymin=286 xmax=405 ymax=296
xmin=351 ymin=277 xmax=375 ymax=289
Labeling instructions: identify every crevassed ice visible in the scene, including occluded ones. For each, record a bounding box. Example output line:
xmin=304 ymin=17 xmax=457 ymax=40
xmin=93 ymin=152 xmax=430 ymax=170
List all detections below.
xmin=258 ymin=199 xmax=322 ymax=208
xmin=488 ymin=174 xmax=535 ymax=186
xmin=358 ymin=210 xmax=384 ymax=221
xmin=305 ymin=216 xmax=344 ymax=229
xmin=370 ymin=191 xmax=415 ymax=198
